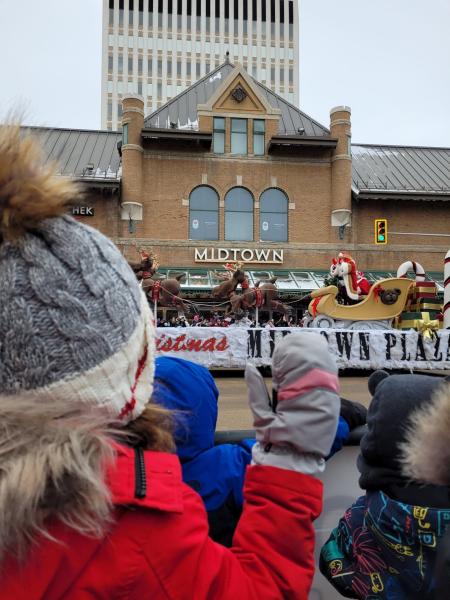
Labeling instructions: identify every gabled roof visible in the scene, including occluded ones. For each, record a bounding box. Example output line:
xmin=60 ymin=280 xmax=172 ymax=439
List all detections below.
xmin=352 ymin=144 xmax=450 ymax=199
xmin=144 ymin=62 xmax=330 ymax=137
xmin=22 ymin=126 xmax=122 ymax=182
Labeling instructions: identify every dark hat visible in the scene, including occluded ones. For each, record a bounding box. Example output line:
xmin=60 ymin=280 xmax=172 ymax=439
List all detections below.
xmin=358 ymin=371 xmax=445 ymax=492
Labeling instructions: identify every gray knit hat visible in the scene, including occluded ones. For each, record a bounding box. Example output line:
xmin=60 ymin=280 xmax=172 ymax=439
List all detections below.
xmin=0 ymin=126 xmax=155 ymax=423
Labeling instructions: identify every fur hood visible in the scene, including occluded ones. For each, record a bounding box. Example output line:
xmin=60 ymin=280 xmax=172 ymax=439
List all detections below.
xmin=402 ymin=382 xmax=450 ymax=486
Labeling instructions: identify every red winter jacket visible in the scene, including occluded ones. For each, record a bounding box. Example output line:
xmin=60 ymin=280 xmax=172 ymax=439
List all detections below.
xmin=0 ymin=444 xmax=322 ymax=600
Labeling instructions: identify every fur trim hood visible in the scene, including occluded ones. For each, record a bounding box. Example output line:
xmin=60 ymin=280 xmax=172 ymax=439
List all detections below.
xmin=402 ymin=382 xmax=450 ymax=486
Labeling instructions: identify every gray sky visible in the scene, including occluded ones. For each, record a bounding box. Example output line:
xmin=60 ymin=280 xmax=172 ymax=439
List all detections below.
xmin=1 ymin=0 xmax=449 ymax=146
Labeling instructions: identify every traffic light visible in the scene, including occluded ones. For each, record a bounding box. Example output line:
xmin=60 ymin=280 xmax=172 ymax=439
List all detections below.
xmin=374 ymin=219 xmax=388 ymax=244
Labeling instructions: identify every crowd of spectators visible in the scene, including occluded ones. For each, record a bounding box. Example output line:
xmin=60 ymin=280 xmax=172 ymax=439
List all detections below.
xmin=156 ymin=313 xmax=306 ymax=328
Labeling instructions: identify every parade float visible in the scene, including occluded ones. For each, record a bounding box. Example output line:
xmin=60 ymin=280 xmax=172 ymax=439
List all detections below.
xmin=130 ymin=248 xmax=450 ymax=371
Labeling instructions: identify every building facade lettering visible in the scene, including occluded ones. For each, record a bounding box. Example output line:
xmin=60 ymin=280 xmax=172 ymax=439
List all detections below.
xmin=72 ymin=206 xmax=94 ymax=216
xmin=194 ymin=247 xmax=284 ymax=264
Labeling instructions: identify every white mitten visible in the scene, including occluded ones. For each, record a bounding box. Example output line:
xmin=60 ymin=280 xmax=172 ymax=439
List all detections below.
xmin=245 ymin=332 xmax=340 ymax=475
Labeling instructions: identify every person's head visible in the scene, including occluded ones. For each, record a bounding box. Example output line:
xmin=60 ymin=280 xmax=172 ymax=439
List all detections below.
xmin=0 ymin=124 xmax=173 ymax=560
xmin=402 ymin=378 xmax=450 ymax=486
xmin=154 ymin=357 xmax=219 ymax=461
xmin=358 ymin=370 xmax=446 ymax=491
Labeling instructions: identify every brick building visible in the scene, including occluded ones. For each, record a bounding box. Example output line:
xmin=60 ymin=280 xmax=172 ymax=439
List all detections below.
xmin=28 ymin=62 xmax=449 ymax=304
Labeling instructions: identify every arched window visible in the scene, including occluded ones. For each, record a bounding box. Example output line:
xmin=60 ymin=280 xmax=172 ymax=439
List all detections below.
xmin=189 ymin=185 xmax=219 ymax=240
xmin=225 ymin=187 xmax=254 ymax=241
xmin=260 ymin=188 xmax=288 ymax=242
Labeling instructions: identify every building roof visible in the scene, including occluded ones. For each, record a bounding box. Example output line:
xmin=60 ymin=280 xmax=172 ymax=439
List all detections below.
xmin=144 ymin=62 xmax=330 ymax=137
xmin=22 ymin=126 xmax=122 ymax=182
xmin=352 ymin=144 xmax=450 ymax=199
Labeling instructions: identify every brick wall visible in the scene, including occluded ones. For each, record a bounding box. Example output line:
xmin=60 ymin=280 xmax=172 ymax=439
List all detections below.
xmin=71 ymin=191 xmax=120 ymax=238
xmin=134 ymin=152 xmax=335 ymax=244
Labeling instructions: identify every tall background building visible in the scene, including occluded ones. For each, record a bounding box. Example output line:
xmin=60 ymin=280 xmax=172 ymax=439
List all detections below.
xmin=102 ymin=0 xmax=299 ymax=130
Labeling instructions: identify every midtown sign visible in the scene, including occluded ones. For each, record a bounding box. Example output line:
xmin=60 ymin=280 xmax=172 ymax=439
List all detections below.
xmin=194 ymin=247 xmax=284 ymax=264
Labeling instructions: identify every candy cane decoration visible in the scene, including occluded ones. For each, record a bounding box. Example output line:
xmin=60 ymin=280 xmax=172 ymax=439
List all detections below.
xmin=396 ymin=260 xmax=426 ymax=282
xmin=444 ymin=249 xmax=450 ymax=329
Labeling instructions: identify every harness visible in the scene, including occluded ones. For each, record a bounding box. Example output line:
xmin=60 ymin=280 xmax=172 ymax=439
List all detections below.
xmin=242 ymin=286 xmax=264 ymax=309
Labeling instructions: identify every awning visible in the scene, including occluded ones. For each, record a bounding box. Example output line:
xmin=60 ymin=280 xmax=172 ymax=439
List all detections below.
xmin=155 ymin=268 xmax=445 ymax=295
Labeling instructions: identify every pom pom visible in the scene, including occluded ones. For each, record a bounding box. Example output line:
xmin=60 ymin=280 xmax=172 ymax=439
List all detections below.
xmin=0 ymin=124 xmax=79 ymax=240
xmin=368 ymin=370 xmax=389 ymax=396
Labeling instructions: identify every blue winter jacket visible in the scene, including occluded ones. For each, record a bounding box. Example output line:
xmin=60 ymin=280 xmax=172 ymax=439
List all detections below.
xmin=320 ymin=490 xmax=450 ymax=599
xmin=154 ymin=357 xmax=253 ymax=545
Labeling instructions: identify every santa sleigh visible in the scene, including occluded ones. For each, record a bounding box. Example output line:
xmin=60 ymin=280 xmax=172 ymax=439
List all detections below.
xmin=307 ymin=277 xmax=413 ymax=330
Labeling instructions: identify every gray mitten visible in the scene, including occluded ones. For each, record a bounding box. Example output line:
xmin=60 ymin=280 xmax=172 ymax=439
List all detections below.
xmin=245 ymin=332 xmax=340 ymax=475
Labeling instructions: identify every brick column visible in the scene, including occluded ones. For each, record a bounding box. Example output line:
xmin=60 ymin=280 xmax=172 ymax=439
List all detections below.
xmin=330 ymin=105 xmax=352 ymax=237
xmin=121 ymin=94 xmax=144 ymax=237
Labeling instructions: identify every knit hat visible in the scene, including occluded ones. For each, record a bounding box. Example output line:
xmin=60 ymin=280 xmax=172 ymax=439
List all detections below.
xmin=0 ymin=125 xmax=155 ymax=423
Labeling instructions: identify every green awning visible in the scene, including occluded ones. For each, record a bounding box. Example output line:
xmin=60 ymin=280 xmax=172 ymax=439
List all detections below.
xmin=156 ymin=268 xmax=444 ymax=294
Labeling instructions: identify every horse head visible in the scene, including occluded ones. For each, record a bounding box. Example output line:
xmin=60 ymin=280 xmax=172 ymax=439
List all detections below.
xmin=233 ymin=269 xmax=247 ymax=284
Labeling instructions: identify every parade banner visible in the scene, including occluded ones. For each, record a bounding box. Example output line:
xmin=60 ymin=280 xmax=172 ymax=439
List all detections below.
xmin=156 ymin=327 xmax=450 ymax=370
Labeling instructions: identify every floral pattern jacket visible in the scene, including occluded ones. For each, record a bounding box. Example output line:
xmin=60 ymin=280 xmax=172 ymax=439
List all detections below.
xmin=320 ymin=491 xmax=450 ymax=599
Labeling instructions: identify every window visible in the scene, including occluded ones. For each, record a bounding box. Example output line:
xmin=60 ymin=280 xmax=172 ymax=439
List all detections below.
xmin=225 ymin=187 xmax=253 ymax=241
xmin=118 ymin=55 xmax=123 ymax=73
xmin=108 ymin=54 xmax=113 ymax=71
xmin=137 ymin=81 xmax=142 ymax=95
xmin=138 ymin=57 xmax=143 ymax=74
xmin=122 ymin=123 xmax=129 ymax=145
xmin=189 ymin=186 xmax=219 ymax=240
xmin=148 ymin=58 xmax=153 ymax=75
xmin=253 ymin=119 xmax=265 ymax=155
xmin=128 ymin=56 xmax=133 ymax=72
xmin=107 ymin=101 xmax=113 ymax=121
xmin=213 ymin=117 xmax=225 ymax=154
xmin=260 ymin=188 xmax=288 ymax=242
xmin=231 ymin=118 xmax=247 ymax=154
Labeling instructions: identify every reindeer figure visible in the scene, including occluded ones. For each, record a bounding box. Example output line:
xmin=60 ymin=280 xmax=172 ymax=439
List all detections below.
xmin=141 ymin=273 xmax=189 ymax=315
xmin=229 ymin=277 xmax=292 ymax=318
xmin=128 ymin=249 xmax=159 ymax=280
xmin=212 ymin=263 xmax=248 ymax=299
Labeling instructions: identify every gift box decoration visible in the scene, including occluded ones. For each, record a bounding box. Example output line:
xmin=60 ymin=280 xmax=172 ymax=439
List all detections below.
xmin=395 ymin=311 xmax=441 ymax=338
